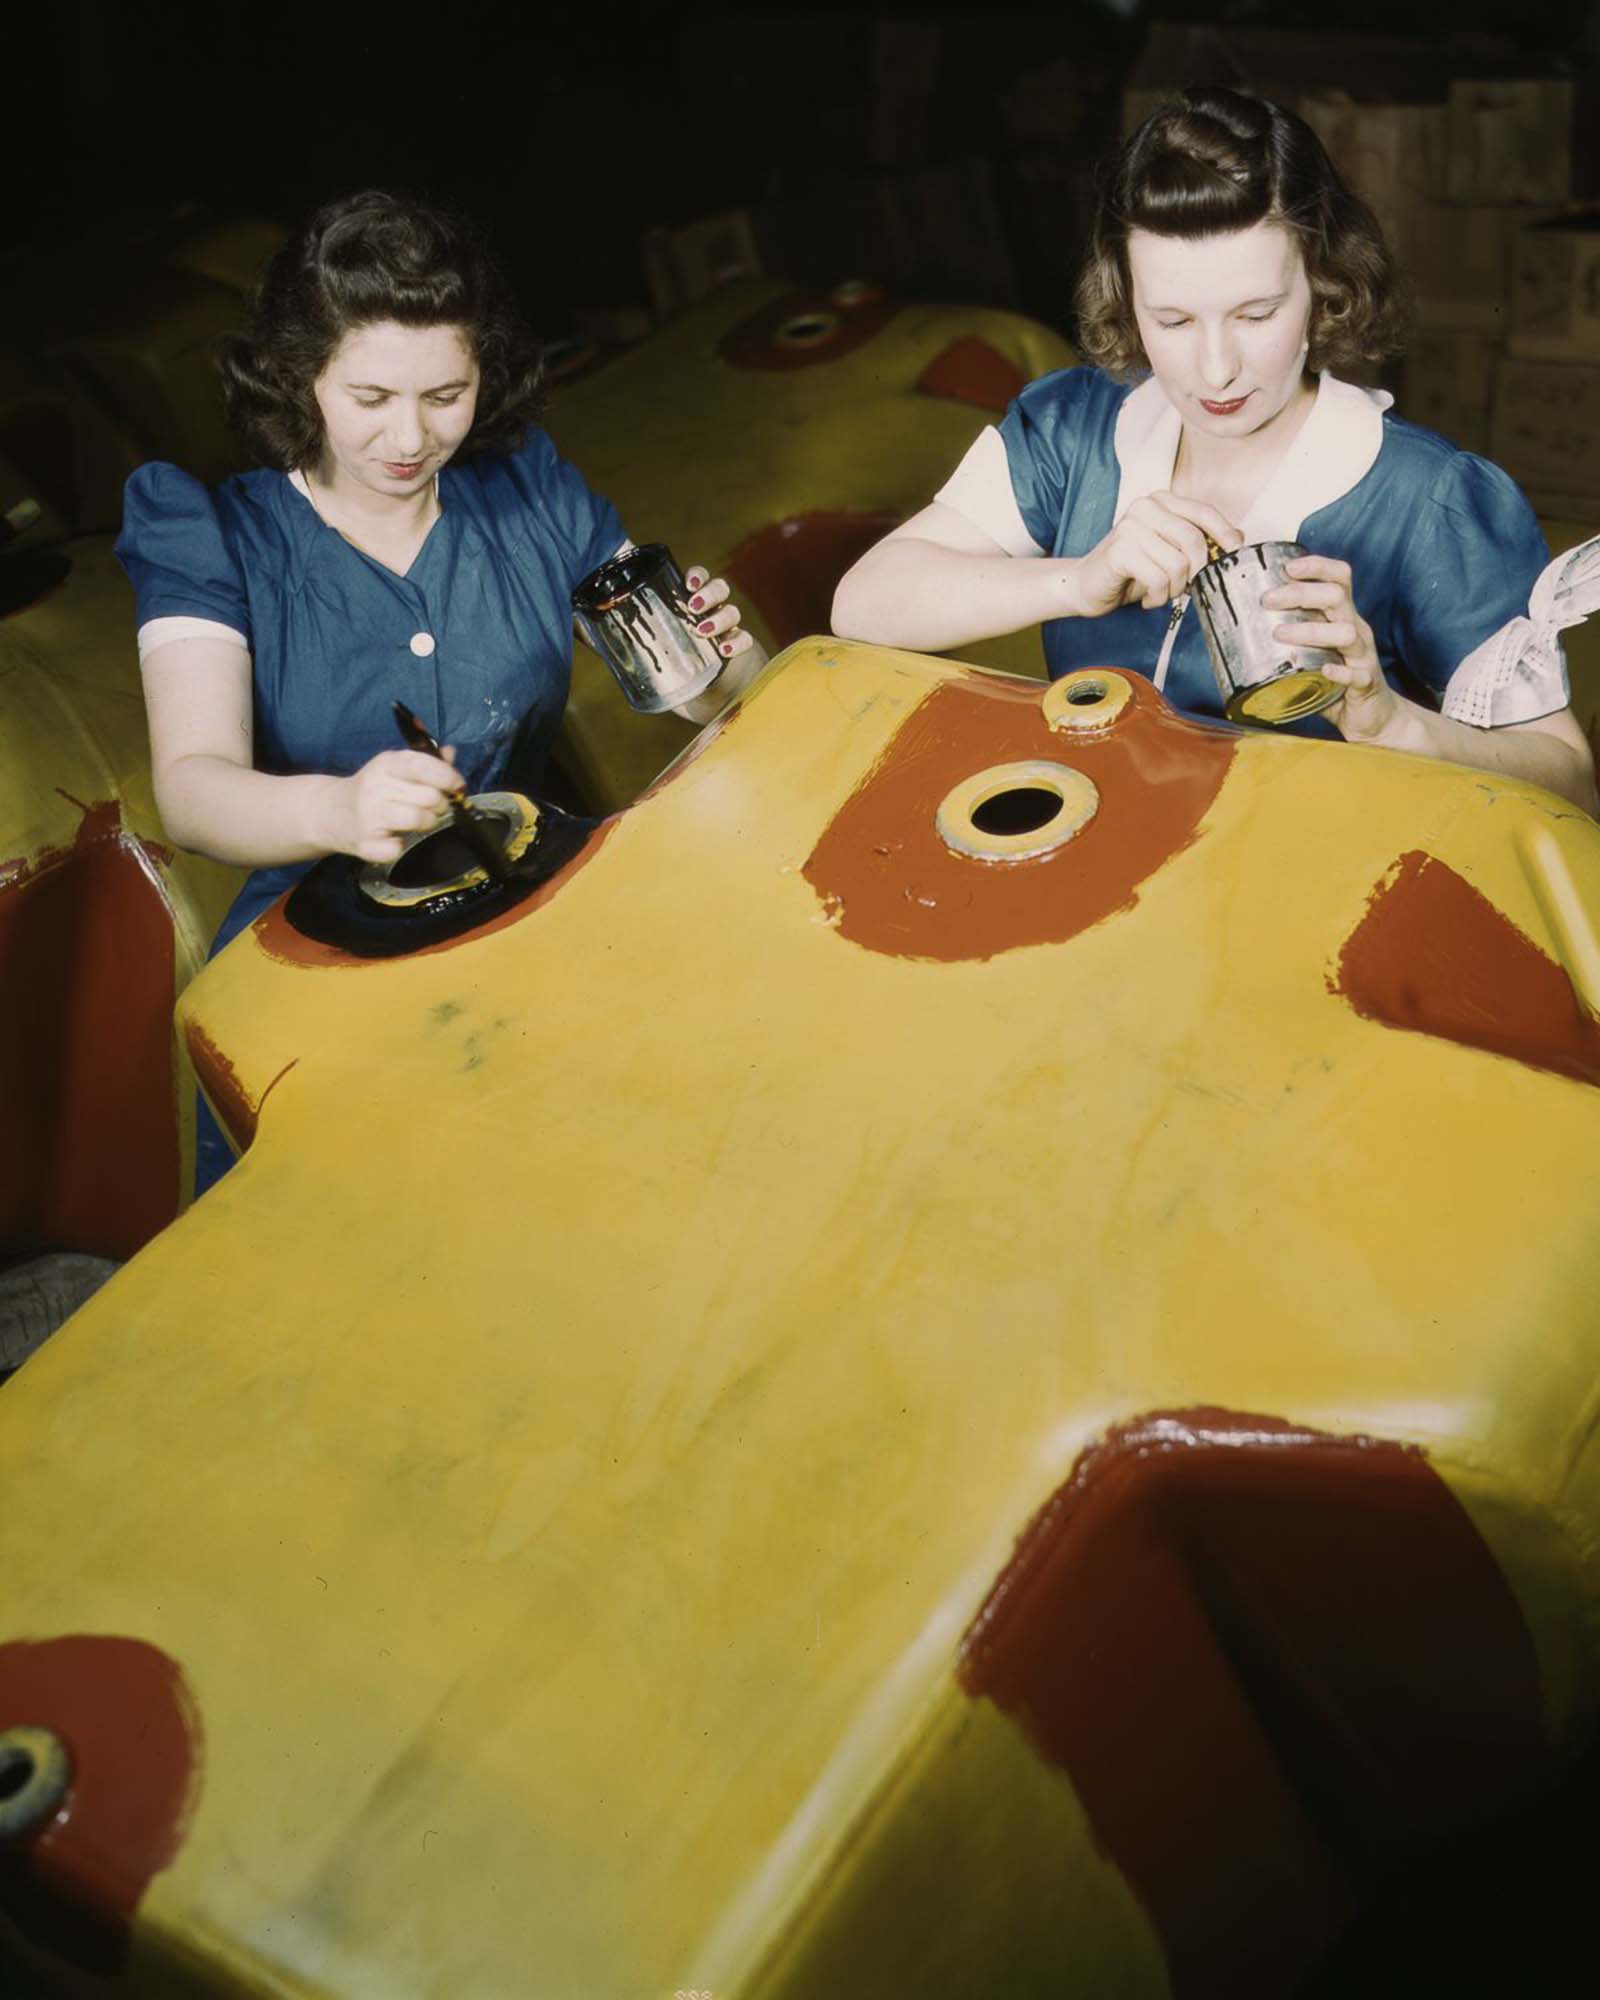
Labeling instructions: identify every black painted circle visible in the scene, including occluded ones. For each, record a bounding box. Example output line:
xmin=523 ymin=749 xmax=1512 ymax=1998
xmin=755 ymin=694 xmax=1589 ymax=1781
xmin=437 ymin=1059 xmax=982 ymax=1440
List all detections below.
xmin=283 ymin=802 xmax=600 ymax=957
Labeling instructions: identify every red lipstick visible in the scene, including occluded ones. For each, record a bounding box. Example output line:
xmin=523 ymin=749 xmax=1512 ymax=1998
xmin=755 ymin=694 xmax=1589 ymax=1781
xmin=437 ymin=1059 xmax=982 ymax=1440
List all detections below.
xmin=1199 ymin=394 xmax=1251 ymax=416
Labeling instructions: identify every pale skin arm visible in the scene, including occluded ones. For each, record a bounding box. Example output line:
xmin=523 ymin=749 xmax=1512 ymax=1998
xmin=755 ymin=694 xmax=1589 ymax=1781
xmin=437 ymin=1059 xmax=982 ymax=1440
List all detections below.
xmin=140 ymin=636 xmax=465 ymax=868
xmin=830 ymin=493 xmax=1243 ymax=651
xmin=1266 ymin=555 xmax=1599 ymax=816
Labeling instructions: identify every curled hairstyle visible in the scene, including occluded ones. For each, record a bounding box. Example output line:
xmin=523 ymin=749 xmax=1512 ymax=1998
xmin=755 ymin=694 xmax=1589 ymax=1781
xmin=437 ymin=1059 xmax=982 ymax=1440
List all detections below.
xmin=219 ymin=191 xmax=544 ymax=470
xmin=1075 ymin=86 xmax=1407 ymax=380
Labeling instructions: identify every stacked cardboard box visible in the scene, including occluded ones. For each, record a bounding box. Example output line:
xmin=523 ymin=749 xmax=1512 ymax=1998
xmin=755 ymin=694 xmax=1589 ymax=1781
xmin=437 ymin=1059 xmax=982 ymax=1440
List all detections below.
xmin=1395 ymin=83 xmax=1576 ymax=461
xmin=1494 ymin=212 xmax=1600 ymax=515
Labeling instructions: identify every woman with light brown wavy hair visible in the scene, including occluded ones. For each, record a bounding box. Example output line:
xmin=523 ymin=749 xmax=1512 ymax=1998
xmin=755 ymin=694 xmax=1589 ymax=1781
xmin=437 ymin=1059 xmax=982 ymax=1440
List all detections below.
xmin=834 ymin=86 xmax=1594 ymax=810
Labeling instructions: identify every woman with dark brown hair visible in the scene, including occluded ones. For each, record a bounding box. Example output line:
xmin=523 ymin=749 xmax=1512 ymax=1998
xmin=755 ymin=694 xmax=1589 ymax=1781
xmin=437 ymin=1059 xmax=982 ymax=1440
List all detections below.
xmin=115 ymin=189 xmax=758 ymax=1190
xmin=833 ymin=86 xmax=1595 ymax=810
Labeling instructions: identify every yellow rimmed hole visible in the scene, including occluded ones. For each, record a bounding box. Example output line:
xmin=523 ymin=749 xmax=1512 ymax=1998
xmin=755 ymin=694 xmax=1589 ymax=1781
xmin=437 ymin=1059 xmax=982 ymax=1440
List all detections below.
xmin=358 ymin=792 xmax=540 ymax=909
xmin=935 ymin=760 xmax=1099 ymax=862
xmin=1042 ymin=670 xmax=1134 ymax=733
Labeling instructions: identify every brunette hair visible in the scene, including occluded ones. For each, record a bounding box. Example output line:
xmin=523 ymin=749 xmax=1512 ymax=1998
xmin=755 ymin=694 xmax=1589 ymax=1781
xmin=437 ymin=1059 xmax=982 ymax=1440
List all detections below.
xmin=1075 ymin=86 xmax=1407 ymax=379
xmin=218 ymin=190 xmax=544 ymax=470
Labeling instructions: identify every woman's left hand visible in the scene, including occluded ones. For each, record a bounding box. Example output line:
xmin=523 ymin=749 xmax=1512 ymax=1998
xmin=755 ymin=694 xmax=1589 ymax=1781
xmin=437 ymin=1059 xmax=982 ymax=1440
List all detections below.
xmin=1264 ymin=554 xmax=1395 ymax=742
xmin=685 ymin=566 xmax=755 ymax=662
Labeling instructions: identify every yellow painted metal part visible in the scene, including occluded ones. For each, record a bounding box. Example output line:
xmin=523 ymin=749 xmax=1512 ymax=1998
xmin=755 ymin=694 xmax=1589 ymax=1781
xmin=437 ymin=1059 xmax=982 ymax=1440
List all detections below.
xmin=3 ymin=640 xmax=1600 ymax=1995
xmin=0 ymin=540 xmax=245 ymax=1246
xmin=543 ymin=280 xmax=1076 ymax=810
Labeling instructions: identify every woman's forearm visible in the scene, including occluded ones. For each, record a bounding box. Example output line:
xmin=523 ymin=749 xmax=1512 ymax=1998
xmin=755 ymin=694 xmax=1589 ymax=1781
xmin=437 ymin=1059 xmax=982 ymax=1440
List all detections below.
xmin=1369 ymin=703 xmax=1599 ymax=815
xmin=831 ymin=538 xmax=1084 ymax=653
xmin=155 ymin=754 xmax=347 ymax=867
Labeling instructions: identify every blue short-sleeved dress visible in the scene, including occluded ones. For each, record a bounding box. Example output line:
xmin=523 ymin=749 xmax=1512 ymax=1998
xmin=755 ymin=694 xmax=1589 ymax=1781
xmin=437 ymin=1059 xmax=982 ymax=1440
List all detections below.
xmin=117 ymin=424 xmax=625 ymax=944
xmin=116 ymin=426 xmax=624 ymax=1190
xmin=937 ymin=366 xmax=1554 ymax=738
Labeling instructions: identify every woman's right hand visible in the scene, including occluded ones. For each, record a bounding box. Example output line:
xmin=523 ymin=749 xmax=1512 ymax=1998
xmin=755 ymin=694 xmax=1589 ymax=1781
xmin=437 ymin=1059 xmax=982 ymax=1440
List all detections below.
xmin=1071 ymin=493 xmax=1243 ymax=618
xmin=328 ymin=747 xmax=464 ymax=863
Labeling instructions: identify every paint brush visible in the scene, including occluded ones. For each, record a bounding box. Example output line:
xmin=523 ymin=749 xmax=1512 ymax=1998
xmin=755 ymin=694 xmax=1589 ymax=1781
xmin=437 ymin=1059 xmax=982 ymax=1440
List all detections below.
xmin=390 ymin=699 xmax=510 ymax=885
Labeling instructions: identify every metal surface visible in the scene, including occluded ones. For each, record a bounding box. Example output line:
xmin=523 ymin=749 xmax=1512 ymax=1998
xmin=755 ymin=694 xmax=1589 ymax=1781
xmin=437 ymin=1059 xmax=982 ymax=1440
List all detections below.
xmin=3 ymin=641 xmax=1600 ymax=1997
xmin=0 ymin=539 xmax=246 ymax=1262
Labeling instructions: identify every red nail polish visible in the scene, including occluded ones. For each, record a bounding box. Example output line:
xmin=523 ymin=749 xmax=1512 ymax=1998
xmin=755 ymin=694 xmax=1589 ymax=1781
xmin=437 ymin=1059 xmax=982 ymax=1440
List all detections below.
xmin=720 ymin=641 xmax=733 ymax=656
xmin=698 ymin=619 xmax=714 ymax=634
xmin=689 ymin=594 xmax=704 ymax=611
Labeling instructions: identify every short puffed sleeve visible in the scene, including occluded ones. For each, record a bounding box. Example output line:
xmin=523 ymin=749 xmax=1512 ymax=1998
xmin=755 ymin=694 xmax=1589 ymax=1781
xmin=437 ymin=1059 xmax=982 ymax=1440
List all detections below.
xmin=115 ymin=463 xmax=251 ymax=641
xmin=1392 ymin=451 xmax=1549 ymax=705
xmin=496 ymin=426 xmax=626 ymax=584
xmin=994 ymin=367 xmax=1109 ymax=555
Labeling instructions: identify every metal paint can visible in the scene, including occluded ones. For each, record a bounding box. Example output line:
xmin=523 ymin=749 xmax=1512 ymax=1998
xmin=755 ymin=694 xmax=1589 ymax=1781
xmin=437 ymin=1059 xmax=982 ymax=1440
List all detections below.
xmin=1191 ymin=540 xmax=1343 ymax=727
xmin=572 ymin=543 xmax=724 ymax=714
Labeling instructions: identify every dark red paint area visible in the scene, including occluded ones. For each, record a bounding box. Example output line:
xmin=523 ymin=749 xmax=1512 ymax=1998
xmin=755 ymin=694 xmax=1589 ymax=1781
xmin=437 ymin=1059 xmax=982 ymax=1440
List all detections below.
xmin=914 ymin=336 xmax=1028 ymax=413
xmin=802 ymin=672 xmax=1236 ymax=961
xmin=718 ymin=288 xmax=900 ymax=371
xmin=181 ymin=1023 xmax=294 ymax=1157
xmin=0 ymin=1635 xmax=202 ymax=1975
xmin=1332 ymin=849 xmax=1600 ymax=1088
xmin=958 ymin=1409 xmax=1547 ymax=1999
xmin=0 ymin=801 xmax=181 ymax=1262
xmin=724 ymin=512 xmax=903 ymax=650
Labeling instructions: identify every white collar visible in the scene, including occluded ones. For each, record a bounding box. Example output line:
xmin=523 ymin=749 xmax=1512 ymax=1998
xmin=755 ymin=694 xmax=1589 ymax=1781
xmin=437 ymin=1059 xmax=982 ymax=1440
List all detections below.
xmin=1111 ymin=372 xmax=1392 ymax=542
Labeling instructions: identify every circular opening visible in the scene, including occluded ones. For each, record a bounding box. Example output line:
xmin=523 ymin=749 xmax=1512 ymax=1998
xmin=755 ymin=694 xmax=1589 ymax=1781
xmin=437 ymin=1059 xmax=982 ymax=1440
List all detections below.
xmin=970 ymin=785 xmax=1065 ymax=837
xmin=390 ymin=811 xmax=514 ymax=889
xmin=1042 ymin=670 xmax=1132 ymax=735
xmin=776 ymin=310 xmax=839 ymax=348
xmin=0 ymin=1748 xmax=33 ymax=1803
xmin=936 ymin=758 xmax=1099 ymax=861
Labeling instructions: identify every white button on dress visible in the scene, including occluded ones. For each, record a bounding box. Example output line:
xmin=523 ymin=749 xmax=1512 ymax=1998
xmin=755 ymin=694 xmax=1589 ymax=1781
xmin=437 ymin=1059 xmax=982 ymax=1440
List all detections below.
xmin=409 ymin=631 xmax=436 ymax=658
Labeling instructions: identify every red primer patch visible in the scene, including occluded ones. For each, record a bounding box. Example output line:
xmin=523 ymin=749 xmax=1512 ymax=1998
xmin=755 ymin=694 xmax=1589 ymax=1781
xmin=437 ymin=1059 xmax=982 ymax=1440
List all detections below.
xmin=718 ymin=290 xmax=900 ymax=371
xmin=0 ymin=801 xmax=181 ymax=1261
xmin=802 ymin=673 xmax=1235 ymax=962
xmin=180 ymin=1024 xmax=295 ymax=1156
xmin=724 ymin=513 xmax=904 ymax=650
xmin=914 ymin=336 xmax=1027 ymax=413
xmin=0 ymin=1635 xmax=202 ymax=1975
xmin=1332 ymin=849 xmax=1600 ymax=1087
xmin=958 ymin=1409 xmax=1546 ymax=1999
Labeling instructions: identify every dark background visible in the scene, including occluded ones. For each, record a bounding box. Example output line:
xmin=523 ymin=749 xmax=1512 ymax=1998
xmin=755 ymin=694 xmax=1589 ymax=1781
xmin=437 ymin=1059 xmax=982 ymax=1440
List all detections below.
xmin=8 ymin=5 xmax=1600 ymax=1995
xmin=13 ymin=1 xmax=1600 ymax=341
